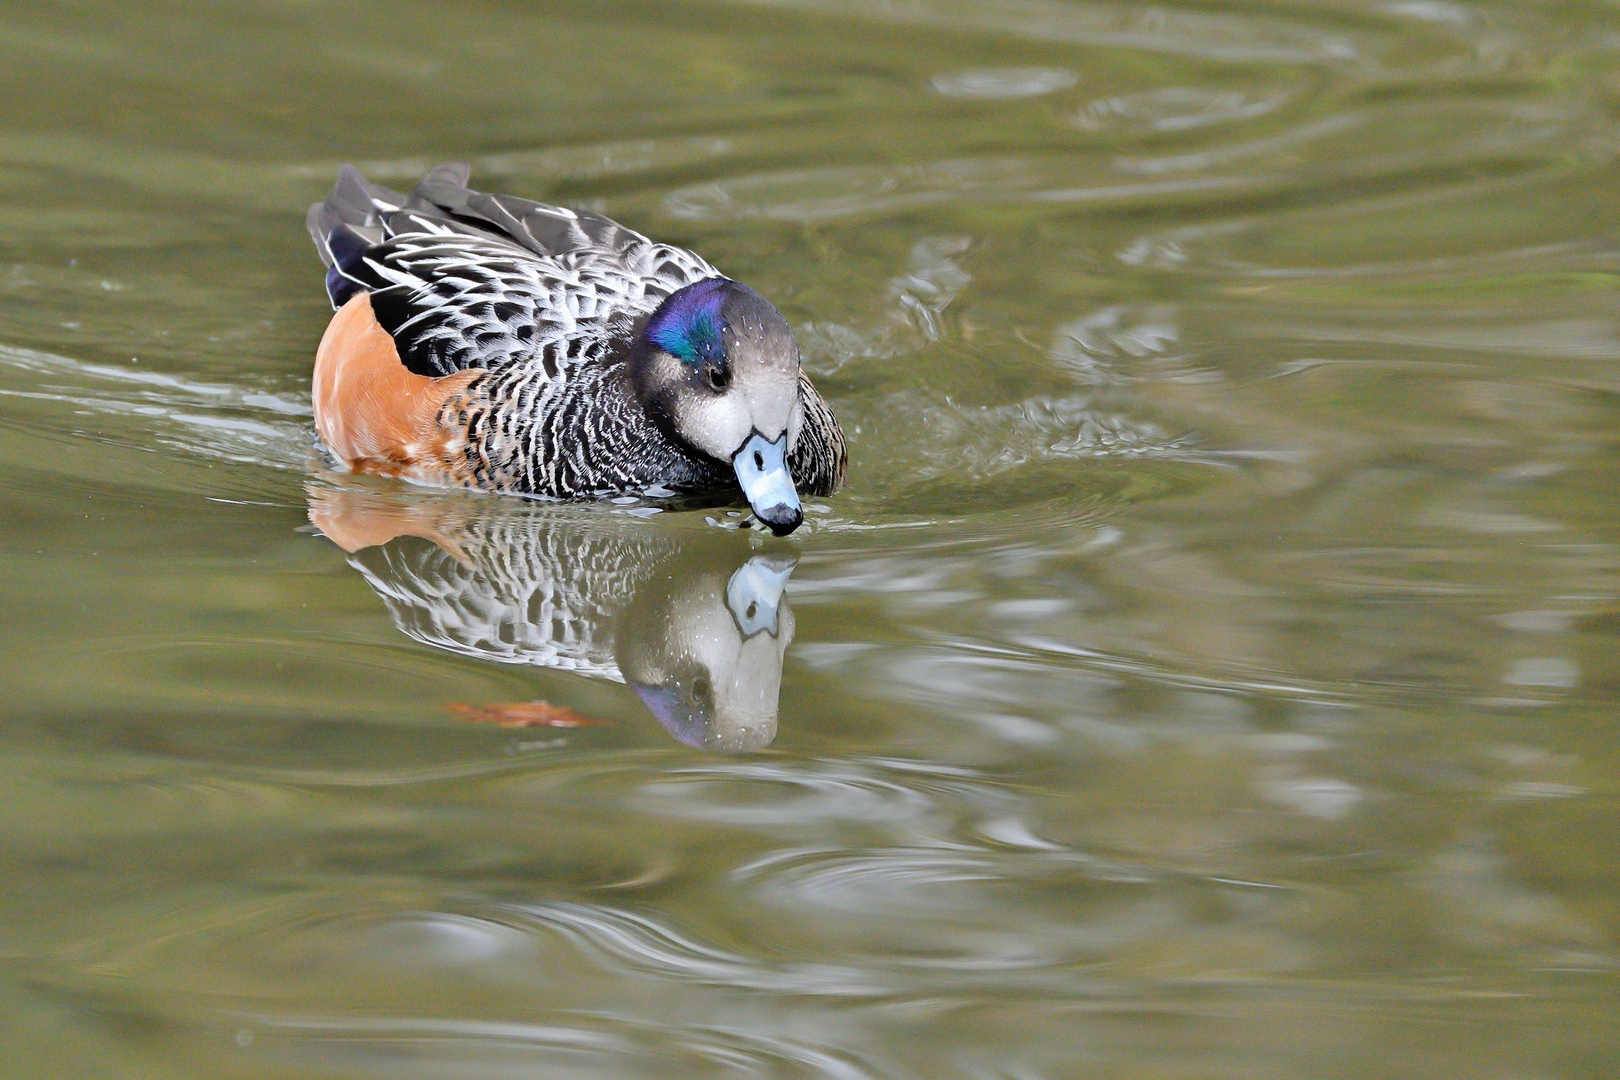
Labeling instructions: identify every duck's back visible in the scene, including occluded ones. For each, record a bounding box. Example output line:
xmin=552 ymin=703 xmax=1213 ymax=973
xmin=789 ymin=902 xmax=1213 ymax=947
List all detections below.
xmin=307 ymin=163 xmax=721 ymax=381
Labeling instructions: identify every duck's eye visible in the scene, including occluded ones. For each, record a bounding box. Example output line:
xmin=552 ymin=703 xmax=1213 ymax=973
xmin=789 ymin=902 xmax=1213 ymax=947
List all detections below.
xmin=691 ymin=675 xmax=711 ymax=702
xmin=706 ymin=365 xmax=730 ymax=391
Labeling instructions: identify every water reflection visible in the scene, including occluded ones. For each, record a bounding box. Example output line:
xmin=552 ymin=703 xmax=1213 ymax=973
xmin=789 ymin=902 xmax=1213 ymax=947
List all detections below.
xmin=307 ymin=485 xmax=796 ymax=751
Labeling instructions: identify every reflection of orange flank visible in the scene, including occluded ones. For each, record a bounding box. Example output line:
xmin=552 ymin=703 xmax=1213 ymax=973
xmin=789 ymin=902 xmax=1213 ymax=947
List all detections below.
xmin=445 ymin=701 xmax=607 ymax=729
xmin=304 ymin=483 xmax=473 ymax=559
xmin=312 ymin=293 xmax=485 ymax=489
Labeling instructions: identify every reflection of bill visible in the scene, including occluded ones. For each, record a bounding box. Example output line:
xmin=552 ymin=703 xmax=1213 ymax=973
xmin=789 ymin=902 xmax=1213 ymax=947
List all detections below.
xmin=308 ymin=483 xmax=796 ymax=752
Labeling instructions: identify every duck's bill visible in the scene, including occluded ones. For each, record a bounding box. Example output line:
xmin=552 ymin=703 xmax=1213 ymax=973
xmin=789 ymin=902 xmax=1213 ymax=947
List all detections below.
xmin=732 ymin=431 xmax=802 ymax=536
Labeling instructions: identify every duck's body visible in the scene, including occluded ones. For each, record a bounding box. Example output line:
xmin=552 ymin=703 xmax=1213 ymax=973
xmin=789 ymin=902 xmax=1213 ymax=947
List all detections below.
xmin=307 ymin=164 xmax=844 ymax=533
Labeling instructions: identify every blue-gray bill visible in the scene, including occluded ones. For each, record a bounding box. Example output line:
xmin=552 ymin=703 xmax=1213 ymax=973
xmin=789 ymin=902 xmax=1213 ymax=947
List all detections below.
xmin=732 ymin=431 xmax=802 ymax=536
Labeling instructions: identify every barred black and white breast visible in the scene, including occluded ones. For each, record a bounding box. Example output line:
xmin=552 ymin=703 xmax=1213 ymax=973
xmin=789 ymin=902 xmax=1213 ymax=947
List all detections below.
xmin=306 ymin=163 xmax=845 ymax=536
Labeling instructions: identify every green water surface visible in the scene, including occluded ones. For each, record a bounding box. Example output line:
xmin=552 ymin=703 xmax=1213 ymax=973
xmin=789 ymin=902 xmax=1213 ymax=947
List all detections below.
xmin=1 ymin=1 xmax=1618 ymax=1076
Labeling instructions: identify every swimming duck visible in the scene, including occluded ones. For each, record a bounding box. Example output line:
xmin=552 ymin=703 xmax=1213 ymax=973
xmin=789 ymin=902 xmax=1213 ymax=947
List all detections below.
xmin=307 ymin=163 xmax=845 ymax=535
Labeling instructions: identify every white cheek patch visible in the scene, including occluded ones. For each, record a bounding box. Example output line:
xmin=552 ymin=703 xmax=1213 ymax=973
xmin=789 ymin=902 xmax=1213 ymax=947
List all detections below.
xmin=731 ymin=360 xmax=800 ymax=442
xmin=664 ymin=330 xmax=805 ymax=464
xmin=675 ymin=393 xmax=756 ymax=460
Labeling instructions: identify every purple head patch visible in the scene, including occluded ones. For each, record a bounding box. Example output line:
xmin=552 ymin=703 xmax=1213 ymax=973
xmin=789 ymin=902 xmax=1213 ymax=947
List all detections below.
xmin=645 ymin=277 xmax=730 ymax=365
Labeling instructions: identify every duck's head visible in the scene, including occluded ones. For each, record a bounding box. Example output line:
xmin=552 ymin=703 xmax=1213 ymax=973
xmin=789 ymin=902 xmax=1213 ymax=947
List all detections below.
xmin=631 ymin=278 xmax=805 ymax=535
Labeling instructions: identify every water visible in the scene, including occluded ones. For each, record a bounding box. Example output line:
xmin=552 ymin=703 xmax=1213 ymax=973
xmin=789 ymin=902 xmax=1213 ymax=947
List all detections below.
xmin=2 ymin=0 xmax=1618 ymax=1075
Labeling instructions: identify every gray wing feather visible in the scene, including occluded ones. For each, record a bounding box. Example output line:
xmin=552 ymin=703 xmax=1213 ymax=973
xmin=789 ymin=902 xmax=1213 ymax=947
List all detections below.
xmin=307 ymin=163 xmax=720 ymax=379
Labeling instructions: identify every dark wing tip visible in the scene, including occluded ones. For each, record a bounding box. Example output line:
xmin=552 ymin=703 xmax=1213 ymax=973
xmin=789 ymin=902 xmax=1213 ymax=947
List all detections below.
xmin=310 ymin=165 xmax=419 ymax=304
xmin=319 ymin=225 xmax=374 ymax=309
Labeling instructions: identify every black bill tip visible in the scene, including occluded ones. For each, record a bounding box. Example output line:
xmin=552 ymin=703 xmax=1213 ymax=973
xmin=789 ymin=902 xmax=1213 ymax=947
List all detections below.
xmin=755 ymin=502 xmax=802 ymax=536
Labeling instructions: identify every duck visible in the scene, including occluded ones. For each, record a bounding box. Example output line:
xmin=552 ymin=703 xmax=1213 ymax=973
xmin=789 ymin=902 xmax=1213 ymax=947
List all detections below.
xmin=306 ymin=163 xmax=846 ymax=536
xmin=308 ymin=483 xmax=798 ymax=751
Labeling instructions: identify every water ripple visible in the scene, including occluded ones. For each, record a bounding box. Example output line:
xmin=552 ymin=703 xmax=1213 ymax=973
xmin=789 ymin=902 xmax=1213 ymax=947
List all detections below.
xmin=0 ymin=340 xmax=312 ymax=480
xmin=861 ymin=390 xmax=1203 ymax=490
xmin=1072 ymin=86 xmax=1293 ymax=133
xmin=297 ymin=135 xmax=737 ymax=186
xmin=498 ymin=901 xmax=890 ymax=996
xmin=239 ymin=1010 xmax=888 ymax=1080
xmin=931 ymin=67 xmax=1077 ymax=99
xmin=664 ymin=157 xmax=1265 ymax=222
xmin=738 ymin=0 xmax=1368 ymax=64
xmin=736 ymin=848 xmax=1006 ymax=913
xmin=634 ymin=760 xmax=940 ymax=826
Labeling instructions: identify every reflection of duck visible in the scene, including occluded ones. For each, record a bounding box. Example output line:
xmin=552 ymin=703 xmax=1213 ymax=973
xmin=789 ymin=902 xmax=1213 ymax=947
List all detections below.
xmin=309 ymin=485 xmax=795 ymax=751
xmin=306 ymin=164 xmax=845 ymax=535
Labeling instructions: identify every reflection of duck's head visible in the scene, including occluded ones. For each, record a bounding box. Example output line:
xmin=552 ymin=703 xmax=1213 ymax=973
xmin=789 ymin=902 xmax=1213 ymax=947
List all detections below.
xmin=618 ymin=554 xmax=796 ymax=753
xmin=307 ymin=483 xmax=796 ymax=752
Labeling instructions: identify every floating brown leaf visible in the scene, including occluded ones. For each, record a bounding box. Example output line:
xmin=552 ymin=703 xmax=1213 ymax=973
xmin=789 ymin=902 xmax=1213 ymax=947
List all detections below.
xmin=445 ymin=700 xmax=607 ymax=729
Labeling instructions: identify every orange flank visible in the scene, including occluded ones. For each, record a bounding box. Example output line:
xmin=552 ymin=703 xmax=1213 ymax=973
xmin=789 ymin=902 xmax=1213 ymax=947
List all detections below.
xmin=445 ymin=701 xmax=608 ymax=729
xmin=312 ymin=293 xmax=485 ymax=488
